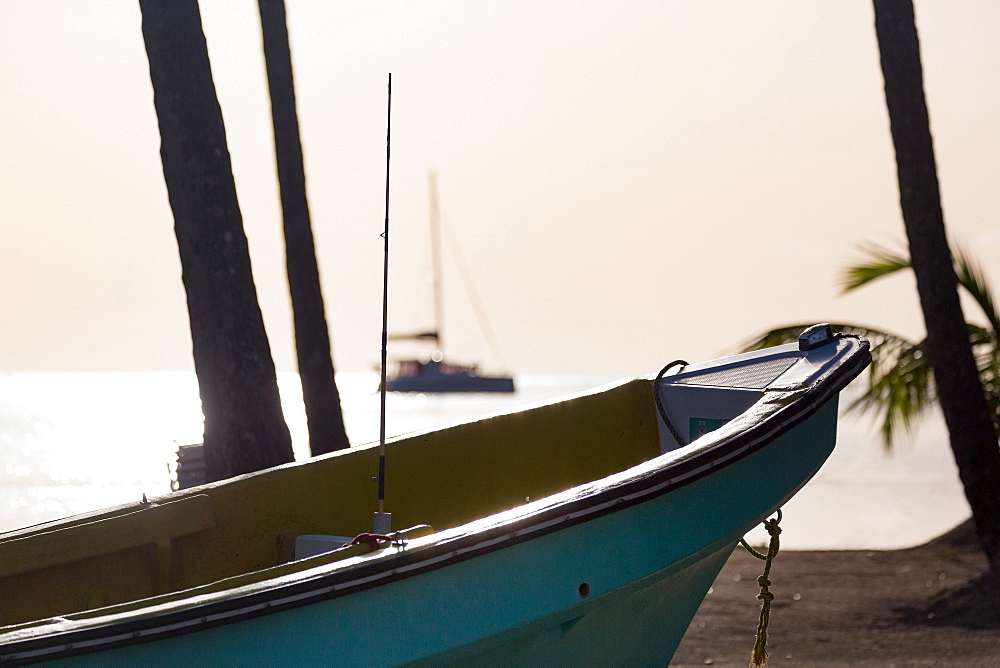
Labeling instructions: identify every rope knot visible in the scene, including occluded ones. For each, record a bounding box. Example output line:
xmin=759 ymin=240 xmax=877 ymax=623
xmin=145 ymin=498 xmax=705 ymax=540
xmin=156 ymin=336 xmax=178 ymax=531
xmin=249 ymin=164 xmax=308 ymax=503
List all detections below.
xmin=749 ymin=510 xmax=782 ymax=667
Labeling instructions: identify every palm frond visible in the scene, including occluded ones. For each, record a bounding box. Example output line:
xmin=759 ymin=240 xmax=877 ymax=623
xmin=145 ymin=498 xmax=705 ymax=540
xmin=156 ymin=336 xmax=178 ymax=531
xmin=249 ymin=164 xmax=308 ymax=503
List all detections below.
xmin=744 ymin=239 xmax=1000 ymax=451
xmin=739 ymin=323 xmax=912 ymax=354
xmin=838 ymin=243 xmax=911 ymax=295
xmin=737 ymin=324 xmax=814 ymax=352
xmin=953 ymin=243 xmax=1000 ymax=335
xmin=969 ymin=323 xmax=1000 ymax=437
xmin=849 ymin=338 xmax=932 ymax=451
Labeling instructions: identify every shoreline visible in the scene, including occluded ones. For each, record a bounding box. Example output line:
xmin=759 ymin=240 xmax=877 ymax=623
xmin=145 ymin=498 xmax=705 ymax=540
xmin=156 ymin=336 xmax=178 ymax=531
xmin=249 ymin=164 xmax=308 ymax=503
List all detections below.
xmin=671 ymin=519 xmax=1000 ymax=666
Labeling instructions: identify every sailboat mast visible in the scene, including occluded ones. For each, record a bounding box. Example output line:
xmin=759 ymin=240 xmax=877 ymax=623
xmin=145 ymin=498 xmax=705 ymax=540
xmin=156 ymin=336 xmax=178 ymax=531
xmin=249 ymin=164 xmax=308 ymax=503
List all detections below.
xmin=428 ymin=171 xmax=444 ymax=355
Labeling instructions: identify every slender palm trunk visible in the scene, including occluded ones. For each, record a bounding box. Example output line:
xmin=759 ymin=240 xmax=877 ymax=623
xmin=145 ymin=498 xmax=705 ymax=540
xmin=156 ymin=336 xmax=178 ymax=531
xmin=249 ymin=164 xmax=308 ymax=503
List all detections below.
xmin=874 ymin=0 xmax=1000 ymax=570
xmin=257 ymin=0 xmax=349 ymax=455
xmin=140 ymin=0 xmax=294 ymax=481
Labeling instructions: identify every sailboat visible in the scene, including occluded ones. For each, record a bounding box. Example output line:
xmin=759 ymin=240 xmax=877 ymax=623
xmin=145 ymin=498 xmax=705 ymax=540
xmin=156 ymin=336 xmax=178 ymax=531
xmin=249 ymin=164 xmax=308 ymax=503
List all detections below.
xmin=383 ymin=172 xmax=515 ymax=393
xmin=0 ymin=325 xmax=869 ymax=664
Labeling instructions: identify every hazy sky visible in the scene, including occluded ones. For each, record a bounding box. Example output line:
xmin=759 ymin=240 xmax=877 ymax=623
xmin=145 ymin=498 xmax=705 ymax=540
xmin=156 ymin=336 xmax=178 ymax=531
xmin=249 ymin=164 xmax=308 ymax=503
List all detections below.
xmin=1 ymin=1 xmax=998 ymax=376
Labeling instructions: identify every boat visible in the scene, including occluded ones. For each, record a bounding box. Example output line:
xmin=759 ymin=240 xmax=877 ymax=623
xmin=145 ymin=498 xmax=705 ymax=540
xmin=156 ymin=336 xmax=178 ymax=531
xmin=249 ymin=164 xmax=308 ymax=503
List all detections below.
xmin=0 ymin=324 xmax=868 ymax=665
xmin=384 ymin=356 xmax=515 ymax=393
xmin=383 ymin=172 xmax=514 ymax=393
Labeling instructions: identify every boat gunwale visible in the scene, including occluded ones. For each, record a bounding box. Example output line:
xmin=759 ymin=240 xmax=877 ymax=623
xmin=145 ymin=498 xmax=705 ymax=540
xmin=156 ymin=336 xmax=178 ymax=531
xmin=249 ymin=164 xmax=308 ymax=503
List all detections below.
xmin=0 ymin=336 xmax=871 ymax=663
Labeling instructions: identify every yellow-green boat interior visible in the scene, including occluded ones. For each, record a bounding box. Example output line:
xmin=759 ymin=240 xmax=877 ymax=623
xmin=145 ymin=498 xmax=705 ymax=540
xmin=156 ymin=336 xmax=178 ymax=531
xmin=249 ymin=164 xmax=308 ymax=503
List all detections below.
xmin=0 ymin=379 xmax=662 ymax=628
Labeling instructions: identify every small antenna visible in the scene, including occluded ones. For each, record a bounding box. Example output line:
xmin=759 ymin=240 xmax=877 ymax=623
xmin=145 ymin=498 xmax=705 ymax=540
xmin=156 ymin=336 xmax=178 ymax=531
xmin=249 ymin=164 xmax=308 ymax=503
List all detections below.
xmin=374 ymin=73 xmax=392 ymax=535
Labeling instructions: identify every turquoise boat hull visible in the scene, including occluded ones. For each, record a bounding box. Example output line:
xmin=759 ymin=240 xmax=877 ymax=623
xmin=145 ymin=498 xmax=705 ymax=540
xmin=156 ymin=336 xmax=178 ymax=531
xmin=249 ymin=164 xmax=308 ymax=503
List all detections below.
xmin=1 ymin=331 xmax=868 ymax=666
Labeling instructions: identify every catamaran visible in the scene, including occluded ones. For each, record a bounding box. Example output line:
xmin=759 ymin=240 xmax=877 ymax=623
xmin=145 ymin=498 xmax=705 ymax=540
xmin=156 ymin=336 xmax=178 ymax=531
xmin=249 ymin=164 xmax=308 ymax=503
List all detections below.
xmin=383 ymin=172 xmax=514 ymax=393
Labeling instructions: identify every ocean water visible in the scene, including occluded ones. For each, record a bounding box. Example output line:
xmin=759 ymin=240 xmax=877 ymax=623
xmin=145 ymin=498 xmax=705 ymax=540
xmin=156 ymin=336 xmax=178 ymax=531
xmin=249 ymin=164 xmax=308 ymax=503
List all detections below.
xmin=0 ymin=372 xmax=970 ymax=549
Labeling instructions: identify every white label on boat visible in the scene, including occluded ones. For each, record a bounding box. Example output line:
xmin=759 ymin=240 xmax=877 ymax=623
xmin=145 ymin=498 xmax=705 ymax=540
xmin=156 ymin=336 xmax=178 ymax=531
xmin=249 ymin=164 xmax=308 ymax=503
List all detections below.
xmin=689 ymin=417 xmax=729 ymax=441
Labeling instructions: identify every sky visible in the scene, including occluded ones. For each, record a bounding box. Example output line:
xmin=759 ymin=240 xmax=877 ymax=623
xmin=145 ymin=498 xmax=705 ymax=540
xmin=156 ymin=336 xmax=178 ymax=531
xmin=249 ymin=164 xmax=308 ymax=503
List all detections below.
xmin=1 ymin=1 xmax=998 ymax=377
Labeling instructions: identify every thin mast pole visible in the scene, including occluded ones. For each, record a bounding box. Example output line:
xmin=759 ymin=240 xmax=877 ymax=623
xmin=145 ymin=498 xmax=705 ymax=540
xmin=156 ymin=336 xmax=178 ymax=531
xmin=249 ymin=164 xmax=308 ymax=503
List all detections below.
xmin=428 ymin=171 xmax=444 ymax=354
xmin=377 ymin=74 xmax=391 ymax=516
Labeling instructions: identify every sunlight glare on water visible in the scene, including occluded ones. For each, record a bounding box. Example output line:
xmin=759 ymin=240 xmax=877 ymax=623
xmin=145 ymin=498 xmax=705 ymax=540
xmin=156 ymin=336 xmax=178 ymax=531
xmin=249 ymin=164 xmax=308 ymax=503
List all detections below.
xmin=0 ymin=372 xmax=203 ymax=531
xmin=0 ymin=372 xmax=605 ymax=533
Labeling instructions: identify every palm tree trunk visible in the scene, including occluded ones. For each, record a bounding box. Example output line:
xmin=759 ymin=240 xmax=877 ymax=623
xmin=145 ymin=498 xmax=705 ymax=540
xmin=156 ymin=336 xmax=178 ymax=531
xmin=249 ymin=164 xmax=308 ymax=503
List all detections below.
xmin=140 ymin=0 xmax=294 ymax=481
xmin=257 ymin=0 xmax=350 ymax=455
xmin=873 ymin=0 xmax=1000 ymax=570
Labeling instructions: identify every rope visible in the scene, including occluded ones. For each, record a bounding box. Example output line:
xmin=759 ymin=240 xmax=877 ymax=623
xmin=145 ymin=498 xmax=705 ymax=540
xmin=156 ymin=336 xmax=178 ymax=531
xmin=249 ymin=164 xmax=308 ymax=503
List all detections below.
xmin=439 ymin=210 xmax=511 ymax=372
xmin=749 ymin=510 xmax=782 ymax=668
xmin=739 ymin=538 xmax=768 ymax=561
xmin=653 ymin=360 xmax=689 ymax=447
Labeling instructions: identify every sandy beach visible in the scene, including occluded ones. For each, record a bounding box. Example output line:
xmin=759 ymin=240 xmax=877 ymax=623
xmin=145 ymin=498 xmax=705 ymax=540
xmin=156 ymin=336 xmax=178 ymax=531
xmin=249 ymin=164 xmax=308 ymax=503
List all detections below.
xmin=671 ymin=519 xmax=1000 ymax=666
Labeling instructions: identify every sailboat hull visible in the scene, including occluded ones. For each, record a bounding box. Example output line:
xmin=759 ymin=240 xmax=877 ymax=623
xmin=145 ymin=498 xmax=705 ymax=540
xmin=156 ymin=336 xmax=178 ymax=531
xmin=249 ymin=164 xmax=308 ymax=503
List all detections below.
xmin=384 ymin=359 xmax=515 ymax=393
xmin=384 ymin=172 xmax=516 ymax=394
xmin=0 ymin=331 xmax=869 ymax=665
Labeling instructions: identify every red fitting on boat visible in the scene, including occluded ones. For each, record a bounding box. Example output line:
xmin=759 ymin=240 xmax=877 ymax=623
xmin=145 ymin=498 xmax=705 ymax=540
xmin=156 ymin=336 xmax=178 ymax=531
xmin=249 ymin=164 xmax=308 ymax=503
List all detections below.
xmin=348 ymin=533 xmax=393 ymax=552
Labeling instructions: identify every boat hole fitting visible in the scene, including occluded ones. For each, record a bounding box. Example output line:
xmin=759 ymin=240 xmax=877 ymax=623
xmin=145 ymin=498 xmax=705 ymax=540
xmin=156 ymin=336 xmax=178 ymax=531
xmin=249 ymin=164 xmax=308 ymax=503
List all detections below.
xmin=578 ymin=582 xmax=591 ymax=598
